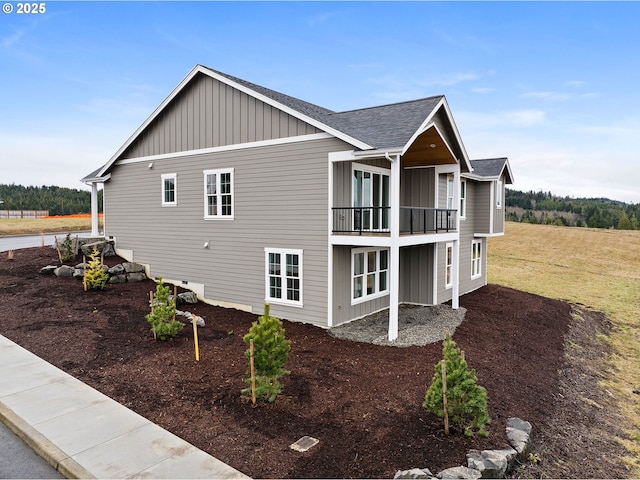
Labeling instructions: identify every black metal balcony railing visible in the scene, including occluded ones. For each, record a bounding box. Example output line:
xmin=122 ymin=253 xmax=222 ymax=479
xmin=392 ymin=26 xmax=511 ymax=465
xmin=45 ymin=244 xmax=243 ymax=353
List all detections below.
xmin=332 ymin=207 xmax=457 ymax=235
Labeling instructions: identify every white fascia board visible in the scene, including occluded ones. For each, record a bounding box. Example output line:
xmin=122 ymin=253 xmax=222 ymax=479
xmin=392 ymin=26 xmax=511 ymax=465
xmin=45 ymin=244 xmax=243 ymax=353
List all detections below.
xmin=462 ymin=160 xmax=515 ymax=184
xmin=330 ymin=235 xmax=391 ymax=248
xmin=503 ymin=159 xmax=515 ymax=184
xmin=82 ymin=174 xmax=111 ymax=184
xmin=401 ymin=97 xmax=473 ymax=173
xmin=115 ymin=133 xmax=333 ymax=166
xmin=439 ymin=98 xmax=473 ymax=173
xmin=352 ymin=148 xmax=403 ymax=160
xmin=329 ymin=150 xmax=357 ymax=163
xmin=462 ymin=172 xmax=498 ymax=182
xmin=97 ymin=65 xmax=373 ymax=178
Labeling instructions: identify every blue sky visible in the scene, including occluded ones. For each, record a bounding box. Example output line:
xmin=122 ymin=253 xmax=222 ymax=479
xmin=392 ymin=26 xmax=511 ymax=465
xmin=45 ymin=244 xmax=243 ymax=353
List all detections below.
xmin=1 ymin=1 xmax=639 ymax=203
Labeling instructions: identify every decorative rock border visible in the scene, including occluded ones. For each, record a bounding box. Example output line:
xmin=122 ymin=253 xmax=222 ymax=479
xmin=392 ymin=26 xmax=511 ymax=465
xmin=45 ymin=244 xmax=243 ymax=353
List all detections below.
xmin=394 ymin=418 xmax=532 ymax=479
xmin=39 ymin=260 xmax=148 ymax=284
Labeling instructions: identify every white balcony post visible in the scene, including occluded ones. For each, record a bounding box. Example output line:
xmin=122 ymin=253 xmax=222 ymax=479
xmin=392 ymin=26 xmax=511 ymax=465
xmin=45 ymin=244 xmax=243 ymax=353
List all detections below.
xmin=451 ymin=168 xmax=460 ymax=309
xmin=388 ymin=153 xmax=401 ymax=341
xmin=90 ymin=182 xmax=100 ymax=237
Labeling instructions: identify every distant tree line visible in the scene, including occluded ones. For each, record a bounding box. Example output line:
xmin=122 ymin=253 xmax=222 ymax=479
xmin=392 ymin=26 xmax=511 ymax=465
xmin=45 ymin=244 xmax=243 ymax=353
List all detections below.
xmin=0 ymin=183 xmax=102 ymax=216
xmin=506 ymin=189 xmax=640 ymax=230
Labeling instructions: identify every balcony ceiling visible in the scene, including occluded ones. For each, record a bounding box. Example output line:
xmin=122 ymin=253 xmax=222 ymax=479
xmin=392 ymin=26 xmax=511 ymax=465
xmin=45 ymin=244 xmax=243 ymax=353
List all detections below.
xmin=402 ymin=125 xmax=457 ymax=168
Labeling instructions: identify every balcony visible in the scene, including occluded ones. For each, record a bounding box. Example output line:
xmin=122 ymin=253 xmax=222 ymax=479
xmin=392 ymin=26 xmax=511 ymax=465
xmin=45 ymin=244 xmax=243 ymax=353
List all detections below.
xmin=332 ymin=207 xmax=457 ymax=235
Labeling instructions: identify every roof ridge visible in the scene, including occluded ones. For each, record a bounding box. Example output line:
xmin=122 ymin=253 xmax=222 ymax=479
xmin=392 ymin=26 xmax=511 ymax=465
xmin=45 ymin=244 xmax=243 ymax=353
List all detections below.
xmin=333 ymin=95 xmax=444 ymax=115
xmin=200 ymin=65 xmax=336 ymax=115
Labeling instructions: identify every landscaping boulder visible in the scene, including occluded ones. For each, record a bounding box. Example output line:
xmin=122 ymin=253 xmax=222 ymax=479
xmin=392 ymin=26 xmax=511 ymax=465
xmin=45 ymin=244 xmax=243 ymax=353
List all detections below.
xmin=126 ymin=272 xmax=147 ymax=282
xmin=177 ymin=291 xmax=198 ymax=304
xmin=437 ymin=466 xmax=481 ymax=479
xmin=505 ymin=418 xmax=532 ymax=461
xmin=54 ymin=265 xmax=75 ymax=277
xmin=108 ymin=274 xmax=127 ymax=284
xmin=123 ymin=262 xmax=145 ymax=274
xmin=80 ymin=240 xmax=114 ymax=257
xmin=39 ymin=265 xmax=57 ymax=275
xmin=176 ymin=310 xmax=205 ymax=327
xmin=108 ymin=264 xmax=125 ymax=275
xmin=466 ymin=449 xmax=516 ymax=478
xmin=394 ymin=468 xmax=435 ymax=479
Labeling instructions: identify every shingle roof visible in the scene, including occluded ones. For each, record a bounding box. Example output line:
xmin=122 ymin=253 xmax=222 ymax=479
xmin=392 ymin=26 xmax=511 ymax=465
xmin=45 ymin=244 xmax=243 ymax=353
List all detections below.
xmin=204 ymin=66 xmax=443 ymax=151
xmin=469 ymin=158 xmax=513 ymax=183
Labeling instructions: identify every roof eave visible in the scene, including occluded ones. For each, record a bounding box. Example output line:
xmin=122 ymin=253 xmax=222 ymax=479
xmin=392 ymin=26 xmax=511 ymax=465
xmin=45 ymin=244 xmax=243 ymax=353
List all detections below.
xmin=401 ymin=96 xmax=473 ymax=172
xmin=93 ymin=65 xmax=374 ymax=179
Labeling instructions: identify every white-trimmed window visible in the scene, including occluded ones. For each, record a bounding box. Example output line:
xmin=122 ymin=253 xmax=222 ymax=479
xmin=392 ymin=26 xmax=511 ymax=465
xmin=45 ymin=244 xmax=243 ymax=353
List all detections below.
xmin=460 ymin=179 xmax=467 ymax=219
xmin=161 ymin=173 xmax=177 ymax=206
xmin=352 ymin=247 xmax=389 ymax=304
xmin=352 ymin=164 xmax=390 ymax=232
xmin=265 ymin=248 xmax=302 ymax=306
xmin=204 ymin=168 xmax=234 ymax=219
xmin=496 ymin=179 xmax=503 ymax=209
xmin=446 ymin=175 xmax=454 ymax=209
xmin=471 ymin=240 xmax=482 ymax=279
xmin=445 ymin=242 xmax=453 ymax=289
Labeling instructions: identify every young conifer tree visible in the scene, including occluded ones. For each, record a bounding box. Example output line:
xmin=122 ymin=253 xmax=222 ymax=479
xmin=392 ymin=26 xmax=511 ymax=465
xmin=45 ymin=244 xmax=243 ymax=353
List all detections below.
xmin=242 ymin=303 xmax=291 ymax=402
xmin=146 ymin=278 xmax=183 ymax=341
xmin=84 ymin=245 xmax=108 ymax=290
xmin=423 ymin=334 xmax=490 ymax=437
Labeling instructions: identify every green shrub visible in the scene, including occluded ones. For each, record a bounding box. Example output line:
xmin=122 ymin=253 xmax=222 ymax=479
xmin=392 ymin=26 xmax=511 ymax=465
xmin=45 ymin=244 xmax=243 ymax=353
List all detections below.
xmin=146 ymin=278 xmax=183 ymax=341
xmin=423 ymin=334 xmax=490 ymax=437
xmin=242 ymin=304 xmax=291 ymax=402
xmin=84 ymin=245 xmax=108 ymax=290
xmin=60 ymin=233 xmax=75 ymax=263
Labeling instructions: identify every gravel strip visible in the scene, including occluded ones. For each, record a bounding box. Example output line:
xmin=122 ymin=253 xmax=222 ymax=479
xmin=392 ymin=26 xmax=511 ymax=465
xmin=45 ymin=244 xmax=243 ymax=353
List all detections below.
xmin=329 ymin=304 xmax=467 ymax=347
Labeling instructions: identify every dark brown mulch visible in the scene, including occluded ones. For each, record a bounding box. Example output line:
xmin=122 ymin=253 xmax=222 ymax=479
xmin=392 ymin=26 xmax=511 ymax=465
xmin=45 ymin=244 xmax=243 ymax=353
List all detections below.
xmin=0 ymin=247 xmax=630 ymax=478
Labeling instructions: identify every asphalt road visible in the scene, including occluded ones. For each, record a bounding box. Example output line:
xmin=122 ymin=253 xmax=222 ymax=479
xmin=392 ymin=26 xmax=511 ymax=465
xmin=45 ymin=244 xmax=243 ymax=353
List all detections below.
xmin=0 ymin=421 xmax=63 ymax=479
xmin=0 ymin=232 xmax=91 ymax=253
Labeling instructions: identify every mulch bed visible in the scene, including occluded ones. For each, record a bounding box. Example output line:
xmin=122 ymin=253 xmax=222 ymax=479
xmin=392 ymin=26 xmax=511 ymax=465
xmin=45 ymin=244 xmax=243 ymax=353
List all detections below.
xmin=0 ymin=247 xmax=630 ymax=478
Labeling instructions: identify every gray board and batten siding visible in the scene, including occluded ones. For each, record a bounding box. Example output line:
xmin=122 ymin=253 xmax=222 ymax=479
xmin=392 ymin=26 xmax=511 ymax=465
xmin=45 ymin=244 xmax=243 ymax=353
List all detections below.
xmin=119 ymin=72 xmax=322 ymax=160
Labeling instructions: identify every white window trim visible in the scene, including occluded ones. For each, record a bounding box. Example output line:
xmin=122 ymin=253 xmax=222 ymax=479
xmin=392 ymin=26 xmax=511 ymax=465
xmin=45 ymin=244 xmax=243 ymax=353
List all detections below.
xmin=446 ymin=175 xmax=454 ymax=210
xmin=203 ymin=168 xmax=234 ymax=220
xmin=445 ymin=242 xmax=453 ymax=289
xmin=351 ymin=163 xmax=391 ymax=232
xmin=471 ymin=239 xmax=482 ymax=279
xmin=460 ymin=179 xmax=467 ymax=219
xmin=496 ymin=179 xmax=503 ymax=209
xmin=264 ymin=248 xmax=303 ymax=307
xmin=351 ymin=246 xmax=390 ymax=305
xmin=161 ymin=173 xmax=177 ymax=206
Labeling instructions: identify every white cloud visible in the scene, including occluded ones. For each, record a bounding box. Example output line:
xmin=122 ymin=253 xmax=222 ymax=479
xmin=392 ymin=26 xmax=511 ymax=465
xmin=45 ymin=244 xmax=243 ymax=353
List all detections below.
xmin=505 ymin=109 xmax=547 ymax=126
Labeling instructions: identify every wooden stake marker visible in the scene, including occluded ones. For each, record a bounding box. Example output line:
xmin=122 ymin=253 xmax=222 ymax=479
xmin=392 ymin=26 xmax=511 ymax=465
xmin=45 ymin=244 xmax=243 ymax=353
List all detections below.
xmin=192 ymin=315 xmax=200 ymax=362
xmin=441 ymin=359 xmax=449 ymax=435
xmin=249 ymin=339 xmax=256 ymax=405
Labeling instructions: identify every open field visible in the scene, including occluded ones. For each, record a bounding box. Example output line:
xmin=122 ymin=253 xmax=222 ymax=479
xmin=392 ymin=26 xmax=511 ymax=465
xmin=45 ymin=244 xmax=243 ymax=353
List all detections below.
xmin=488 ymin=222 xmax=640 ymax=474
xmin=0 ymin=215 xmax=101 ymax=237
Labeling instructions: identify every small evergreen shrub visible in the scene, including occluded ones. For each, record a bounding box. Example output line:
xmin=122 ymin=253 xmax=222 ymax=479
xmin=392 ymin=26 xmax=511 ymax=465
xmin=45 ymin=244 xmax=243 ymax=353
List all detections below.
xmin=146 ymin=278 xmax=183 ymax=341
xmin=423 ymin=334 xmax=490 ymax=437
xmin=84 ymin=245 xmax=108 ymax=290
xmin=242 ymin=304 xmax=291 ymax=402
xmin=60 ymin=233 xmax=75 ymax=263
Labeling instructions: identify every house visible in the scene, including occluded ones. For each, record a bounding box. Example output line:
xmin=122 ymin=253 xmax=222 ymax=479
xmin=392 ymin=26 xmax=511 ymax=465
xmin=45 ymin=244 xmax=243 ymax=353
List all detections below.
xmin=83 ymin=65 xmax=513 ymax=341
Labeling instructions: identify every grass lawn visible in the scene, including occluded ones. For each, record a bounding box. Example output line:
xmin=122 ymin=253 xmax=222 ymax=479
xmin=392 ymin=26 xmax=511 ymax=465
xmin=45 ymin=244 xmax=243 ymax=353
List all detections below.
xmin=0 ymin=217 xmax=97 ymax=236
xmin=488 ymin=222 xmax=640 ymax=474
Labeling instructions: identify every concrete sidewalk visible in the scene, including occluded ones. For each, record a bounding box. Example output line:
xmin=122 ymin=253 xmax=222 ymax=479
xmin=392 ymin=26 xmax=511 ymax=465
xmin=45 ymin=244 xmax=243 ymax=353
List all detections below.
xmin=0 ymin=335 xmax=249 ymax=479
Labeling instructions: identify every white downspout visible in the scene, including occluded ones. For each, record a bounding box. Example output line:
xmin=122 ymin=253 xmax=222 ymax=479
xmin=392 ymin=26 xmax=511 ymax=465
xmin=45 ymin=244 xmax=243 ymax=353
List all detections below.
xmin=385 ymin=152 xmax=400 ymax=341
